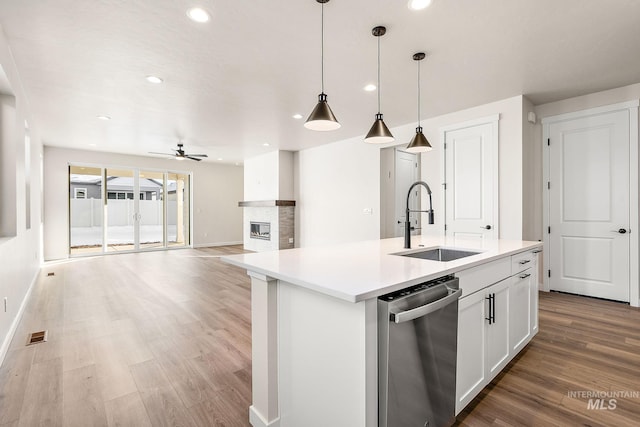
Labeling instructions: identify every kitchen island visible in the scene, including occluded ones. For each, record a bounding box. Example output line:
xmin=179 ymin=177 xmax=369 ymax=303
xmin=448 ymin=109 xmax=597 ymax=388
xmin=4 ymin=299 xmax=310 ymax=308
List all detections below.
xmin=222 ymin=236 xmax=542 ymax=427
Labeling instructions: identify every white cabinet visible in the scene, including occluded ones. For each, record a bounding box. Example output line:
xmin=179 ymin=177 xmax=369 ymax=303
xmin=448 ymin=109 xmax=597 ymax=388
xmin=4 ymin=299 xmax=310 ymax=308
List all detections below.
xmin=486 ymin=279 xmax=510 ymax=377
xmin=531 ymin=250 xmax=541 ymax=334
xmin=456 ymin=278 xmax=510 ymax=414
xmin=455 ymin=248 xmax=541 ymax=415
xmin=509 ymin=269 xmax=531 ymax=354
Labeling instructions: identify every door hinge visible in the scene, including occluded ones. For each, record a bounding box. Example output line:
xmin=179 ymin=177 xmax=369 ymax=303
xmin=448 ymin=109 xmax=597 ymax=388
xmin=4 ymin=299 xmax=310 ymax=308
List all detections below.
xmin=547 ymin=181 xmax=550 ymax=190
xmin=548 ymin=270 xmax=551 ymax=278
xmin=548 ymin=226 xmax=551 ymax=234
xmin=443 ymin=182 xmax=447 ymax=190
xmin=444 ymin=224 xmax=448 ymax=231
xmin=547 ymin=138 xmax=550 ymax=146
xmin=415 ymin=162 xmax=418 ymax=168
xmin=444 ymin=143 xmax=447 ymax=150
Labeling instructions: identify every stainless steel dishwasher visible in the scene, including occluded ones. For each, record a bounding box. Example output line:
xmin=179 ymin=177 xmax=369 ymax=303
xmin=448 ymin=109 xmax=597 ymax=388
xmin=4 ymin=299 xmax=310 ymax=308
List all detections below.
xmin=378 ymin=275 xmax=461 ymax=427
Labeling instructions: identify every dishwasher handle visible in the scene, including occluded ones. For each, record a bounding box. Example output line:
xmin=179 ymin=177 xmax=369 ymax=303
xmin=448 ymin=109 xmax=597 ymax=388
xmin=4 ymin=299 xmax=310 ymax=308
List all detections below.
xmin=390 ymin=288 xmax=462 ymax=323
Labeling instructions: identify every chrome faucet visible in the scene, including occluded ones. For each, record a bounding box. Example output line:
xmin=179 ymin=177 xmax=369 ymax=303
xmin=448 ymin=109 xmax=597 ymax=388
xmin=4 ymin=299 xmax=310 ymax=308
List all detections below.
xmin=404 ymin=181 xmax=434 ymax=249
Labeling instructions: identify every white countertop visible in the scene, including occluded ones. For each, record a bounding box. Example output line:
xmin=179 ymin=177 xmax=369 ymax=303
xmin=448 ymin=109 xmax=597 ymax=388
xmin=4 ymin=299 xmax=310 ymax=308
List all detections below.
xmin=221 ymin=236 xmax=543 ymax=303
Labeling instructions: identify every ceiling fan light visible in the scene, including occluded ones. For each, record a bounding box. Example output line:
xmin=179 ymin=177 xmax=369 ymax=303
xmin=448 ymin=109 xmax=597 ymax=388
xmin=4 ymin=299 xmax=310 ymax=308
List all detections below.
xmin=406 ymin=126 xmax=432 ymax=153
xmin=364 ymin=113 xmax=394 ymax=143
xmin=304 ymin=93 xmax=341 ymax=131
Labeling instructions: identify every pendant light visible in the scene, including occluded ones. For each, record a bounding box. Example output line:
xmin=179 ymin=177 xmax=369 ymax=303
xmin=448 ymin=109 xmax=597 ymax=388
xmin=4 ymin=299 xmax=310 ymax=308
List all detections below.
xmin=406 ymin=52 xmax=432 ymax=153
xmin=364 ymin=26 xmax=394 ymax=144
xmin=305 ymin=0 xmax=341 ymax=131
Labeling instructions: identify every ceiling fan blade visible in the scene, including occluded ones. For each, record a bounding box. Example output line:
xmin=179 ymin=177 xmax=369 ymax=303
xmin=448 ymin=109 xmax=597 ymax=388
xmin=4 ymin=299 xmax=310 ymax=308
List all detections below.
xmin=148 ymin=151 xmax=175 ymax=156
xmin=186 ymin=156 xmax=203 ymax=161
xmin=186 ymin=154 xmax=208 ymax=157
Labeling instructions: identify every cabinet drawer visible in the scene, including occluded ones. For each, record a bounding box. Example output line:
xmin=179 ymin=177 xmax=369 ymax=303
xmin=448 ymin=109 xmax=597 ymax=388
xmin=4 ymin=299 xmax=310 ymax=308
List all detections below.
xmin=511 ymin=251 xmax=535 ymax=274
xmin=456 ymin=257 xmax=511 ymax=297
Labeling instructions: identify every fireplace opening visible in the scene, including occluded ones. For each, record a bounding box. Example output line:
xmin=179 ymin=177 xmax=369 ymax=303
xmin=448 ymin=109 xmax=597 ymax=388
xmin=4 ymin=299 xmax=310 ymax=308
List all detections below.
xmin=250 ymin=222 xmax=271 ymax=240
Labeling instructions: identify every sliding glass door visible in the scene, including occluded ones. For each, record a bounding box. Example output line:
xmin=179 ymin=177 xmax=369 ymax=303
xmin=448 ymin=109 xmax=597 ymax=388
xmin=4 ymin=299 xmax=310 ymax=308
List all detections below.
xmin=167 ymin=172 xmax=190 ymax=247
xmin=69 ymin=166 xmax=104 ymax=255
xmin=69 ymin=165 xmax=191 ymax=256
xmin=139 ymin=170 xmax=165 ymax=250
xmin=105 ymin=168 xmax=136 ymax=252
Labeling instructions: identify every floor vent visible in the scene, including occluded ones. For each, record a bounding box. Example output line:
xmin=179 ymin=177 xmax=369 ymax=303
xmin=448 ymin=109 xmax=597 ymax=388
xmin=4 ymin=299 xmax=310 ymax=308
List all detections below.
xmin=47 ymin=272 xmax=55 ymax=277
xmin=27 ymin=330 xmax=48 ymax=345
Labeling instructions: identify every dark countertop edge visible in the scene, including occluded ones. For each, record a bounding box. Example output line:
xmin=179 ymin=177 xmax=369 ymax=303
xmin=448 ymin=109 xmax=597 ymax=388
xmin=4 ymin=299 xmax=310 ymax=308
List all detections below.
xmin=238 ymin=200 xmax=296 ymax=207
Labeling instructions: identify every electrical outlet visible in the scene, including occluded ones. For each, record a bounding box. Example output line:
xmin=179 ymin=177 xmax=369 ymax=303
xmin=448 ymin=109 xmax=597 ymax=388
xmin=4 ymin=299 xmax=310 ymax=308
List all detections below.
xmin=288 ymin=237 xmax=294 ymax=244
xmin=3 ymin=297 xmax=7 ymax=313
xmin=363 ymin=208 xmax=373 ymax=215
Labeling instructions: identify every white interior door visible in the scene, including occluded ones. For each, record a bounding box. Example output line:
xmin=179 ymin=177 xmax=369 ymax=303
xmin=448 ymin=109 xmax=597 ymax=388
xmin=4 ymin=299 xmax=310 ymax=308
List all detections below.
xmin=548 ymin=110 xmax=630 ymax=302
xmin=444 ymin=120 xmax=497 ymax=240
xmin=394 ymin=149 xmax=419 ymax=237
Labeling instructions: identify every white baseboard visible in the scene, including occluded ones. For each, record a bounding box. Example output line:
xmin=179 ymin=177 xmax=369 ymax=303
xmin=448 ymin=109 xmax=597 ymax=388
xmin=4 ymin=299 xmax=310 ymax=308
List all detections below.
xmin=0 ymin=268 xmax=40 ymax=367
xmin=249 ymin=406 xmax=280 ymax=427
xmin=193 ymin=241 xmax=243 ymax=248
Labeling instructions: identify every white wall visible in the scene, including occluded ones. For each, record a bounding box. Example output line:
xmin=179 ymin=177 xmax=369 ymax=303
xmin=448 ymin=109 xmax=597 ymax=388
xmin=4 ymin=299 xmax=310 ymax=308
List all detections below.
xmin=244 ymin=150 xmax=294 ymax=201
xmin=295 ymin=95 xmax=527 ymax=247
xmin=295 ymin=138 xmax=381 ymax=247
xmin=43 ymin=147 xmax=244 ymax=260
xmin=522 ymin=96 xmax=541 ymax=242
xmin=415 ymin=95 xmax=526 ymax=240
xmin=532 ymin=84 xmax=640 ymax=241
xmin=0 ymin=26 xmax=43 ymax=365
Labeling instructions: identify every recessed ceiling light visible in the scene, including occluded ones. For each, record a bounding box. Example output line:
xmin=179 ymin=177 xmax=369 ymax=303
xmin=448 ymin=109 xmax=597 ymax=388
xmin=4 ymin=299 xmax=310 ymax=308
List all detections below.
xmin=262 ymin=143 xmax=270 ymax=147
xmin=146 ymin=75 xmax=163 ymax=84
xmin=96 ymin=115 xmax=111 ymax=121
xmin=364 ymin=84 xmax=377 ymax=92
xmin=187 ymin=7 xmax=210 ymax=23
xmin=408 ymin=0 xmax=432 ymax=10
xmin=88 ymin=143 xmax=97 ymax=147
xmin=217 ymin=158 xmax=223 ymax=161
xmin=292 ymin=114 xmax=303 ymax=119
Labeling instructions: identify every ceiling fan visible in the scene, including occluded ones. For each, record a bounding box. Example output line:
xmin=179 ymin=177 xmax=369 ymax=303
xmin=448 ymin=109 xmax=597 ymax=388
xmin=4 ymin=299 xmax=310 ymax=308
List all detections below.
xmin=149 ymin=142 xmax=208 ymax=161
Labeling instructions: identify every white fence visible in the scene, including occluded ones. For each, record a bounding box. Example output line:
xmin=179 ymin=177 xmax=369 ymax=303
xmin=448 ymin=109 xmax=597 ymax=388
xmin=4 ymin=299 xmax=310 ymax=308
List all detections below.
xmin=70 ymin=199 xmax=178 ymax=227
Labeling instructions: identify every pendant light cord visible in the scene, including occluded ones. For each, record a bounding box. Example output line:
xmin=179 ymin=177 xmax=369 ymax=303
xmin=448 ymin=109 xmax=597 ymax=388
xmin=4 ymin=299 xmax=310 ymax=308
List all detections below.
xmin=377 ymin=34 xmax=381 ymax=114
xmin=417 ymin=58 xmax=421 ymax=126
xmin=321 ymin=2 xmax=325 ymax=94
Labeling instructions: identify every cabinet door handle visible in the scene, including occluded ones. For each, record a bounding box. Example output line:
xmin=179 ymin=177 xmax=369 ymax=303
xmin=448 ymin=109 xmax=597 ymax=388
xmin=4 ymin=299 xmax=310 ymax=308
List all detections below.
xmin=519 ymin=273 xmax=531 ymax=279
xmin=485 ymin=294 xmax=494 ymax=325
xmin=491 ymin=293 xmax=496 ymax=324
xmin=532 ymin=249 xmax=542 ymax=254
xmin=519 ymin=259 xmax=531 ymax=265
xmin=481 ymin=225 xmax=492 ymax=230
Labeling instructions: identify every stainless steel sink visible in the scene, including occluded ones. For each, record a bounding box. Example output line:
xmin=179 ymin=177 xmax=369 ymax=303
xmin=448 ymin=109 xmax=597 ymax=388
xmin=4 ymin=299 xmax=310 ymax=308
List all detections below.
xmin=396 ymin=247 xmax=481 ymax=262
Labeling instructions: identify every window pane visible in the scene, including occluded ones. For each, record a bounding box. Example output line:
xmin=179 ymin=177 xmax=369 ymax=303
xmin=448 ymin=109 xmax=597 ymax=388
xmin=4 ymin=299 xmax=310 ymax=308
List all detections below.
xmin=69 ymin=166 xmax=103 ymax=255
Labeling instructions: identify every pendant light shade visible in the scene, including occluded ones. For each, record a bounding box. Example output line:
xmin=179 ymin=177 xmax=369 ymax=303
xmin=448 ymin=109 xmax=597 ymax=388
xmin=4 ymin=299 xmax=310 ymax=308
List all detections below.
xmin=364 ymin=26 xmax=394 ymax=144
xmin=406 ymin=126 xmax=431 ymax=153
xmin=305 ymin=0 xmax=340 ymax=131
xmin=365 ymin=113 xmax=394 ymax=143
xmin=406 ymin=52 xmax=432 ymax=153
xmin=305 ymin=93 xmax=340 ymax=131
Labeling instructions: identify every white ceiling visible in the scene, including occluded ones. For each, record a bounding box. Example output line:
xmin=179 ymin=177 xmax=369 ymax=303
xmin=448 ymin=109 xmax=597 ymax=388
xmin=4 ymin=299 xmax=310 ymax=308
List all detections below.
xmin=1 ymin=0 xmax=639 ymax=164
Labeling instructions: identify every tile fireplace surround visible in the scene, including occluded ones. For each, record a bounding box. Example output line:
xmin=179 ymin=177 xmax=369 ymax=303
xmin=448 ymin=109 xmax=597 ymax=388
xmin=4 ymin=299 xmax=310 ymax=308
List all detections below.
xmin=239 ymin=200 xmax=295 ymax=252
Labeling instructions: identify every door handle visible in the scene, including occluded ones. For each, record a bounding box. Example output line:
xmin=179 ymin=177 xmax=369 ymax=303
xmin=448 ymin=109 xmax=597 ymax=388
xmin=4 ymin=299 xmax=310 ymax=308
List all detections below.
xmin=519 ymin=259 xmax=531 ymax=265
xmin=519 ymin=273 xmax=531 ymax=279
xmin=485 ymin=293 xmax=495 ymax=325
xmin=612 ymin=228 xmax=628 ymax=234
xmin=480 ymin=225 xmax=492 ymax=230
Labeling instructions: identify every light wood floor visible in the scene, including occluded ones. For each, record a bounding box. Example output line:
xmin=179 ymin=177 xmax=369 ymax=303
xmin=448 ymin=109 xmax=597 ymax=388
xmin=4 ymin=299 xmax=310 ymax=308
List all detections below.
xmin=1 ymin=247 xmax=639 ymax=426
